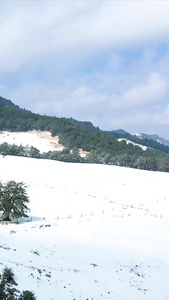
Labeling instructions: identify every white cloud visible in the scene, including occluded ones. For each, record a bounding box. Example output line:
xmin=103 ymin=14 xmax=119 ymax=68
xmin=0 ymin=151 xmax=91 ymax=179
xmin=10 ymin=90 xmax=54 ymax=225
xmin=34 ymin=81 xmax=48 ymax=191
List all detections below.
xmin=5 ymin=76 xmax=169 ymax=139
xmin=1 ymin=1 xmax=169 ymax=138
xmin=1 ymin=1 xmax=169 ymax=74
xmin=113 ymin=73 xmax=168 ymax=108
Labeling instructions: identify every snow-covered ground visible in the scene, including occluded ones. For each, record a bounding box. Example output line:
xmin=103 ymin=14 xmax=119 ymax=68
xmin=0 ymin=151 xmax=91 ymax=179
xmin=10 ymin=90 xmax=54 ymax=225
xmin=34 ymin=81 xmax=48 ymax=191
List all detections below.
xmin=0 ymin=130 xmax=88 ymax=157
xmin=0 ymin=130 xmax=64 ymax=153
xmin=118 ymin=138 xmax=148 ymax=151
xmin=0 ymin=153 xmax=169 ymax=299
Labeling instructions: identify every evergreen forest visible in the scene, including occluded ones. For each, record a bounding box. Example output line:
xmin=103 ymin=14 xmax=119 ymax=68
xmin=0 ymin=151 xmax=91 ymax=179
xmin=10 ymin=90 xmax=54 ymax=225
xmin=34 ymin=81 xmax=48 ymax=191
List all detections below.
xmin=1 ymin=96 xmax=169 ymax=172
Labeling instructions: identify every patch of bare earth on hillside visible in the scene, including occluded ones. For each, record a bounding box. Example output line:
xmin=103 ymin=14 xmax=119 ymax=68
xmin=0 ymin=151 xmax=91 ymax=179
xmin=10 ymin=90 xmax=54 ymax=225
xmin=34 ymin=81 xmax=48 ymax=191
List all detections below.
xmin=31 ymin=130 xmax=65 ymax=150
xmin=79 ymin=149 xmax=90 ymax=157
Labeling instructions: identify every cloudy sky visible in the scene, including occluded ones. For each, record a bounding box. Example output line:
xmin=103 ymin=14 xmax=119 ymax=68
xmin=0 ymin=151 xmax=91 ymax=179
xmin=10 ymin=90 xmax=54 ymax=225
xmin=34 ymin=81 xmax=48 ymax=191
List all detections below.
xmin=1 ymin=1 xmax=169 ymax=138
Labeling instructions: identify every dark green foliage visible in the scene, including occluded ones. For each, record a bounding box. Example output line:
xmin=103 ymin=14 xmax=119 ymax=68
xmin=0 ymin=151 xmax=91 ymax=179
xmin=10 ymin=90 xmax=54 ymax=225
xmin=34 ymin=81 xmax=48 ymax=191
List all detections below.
xmin=0 ymin=284 xmax=19 ymax=300
xmin=29 ymin=146 xmax=40 ymax=158
xmin=0 ymin=283 xmax=6 ymax=299
xmin=0 ymin=181 xmax=29 ymax=221
xmin=18 ymin=291 xmax=36 ymax=300
xmin=0 ymin=143 xmax=30 ymax=157
xmin=0 ymin=267 xmax=18 ymax=300
xmin=42 ymin=148 xmax=83 ymax=163
xmin=0 ymin=143 xmax=27 ymax=157
xmin=66 ymin=117 xmax=100 ymax=132
xmin=0 ymin=96 xmax=20 ymax=110
xmin=2 ymin=267 xmax=15 ymax=283
xmin=0 ymin=142 xmax=10 ymax=157
xmin=0 ymin=268 xmax=36 ymax=300
xmin=0 ymin=142 xmax=84 ymax=163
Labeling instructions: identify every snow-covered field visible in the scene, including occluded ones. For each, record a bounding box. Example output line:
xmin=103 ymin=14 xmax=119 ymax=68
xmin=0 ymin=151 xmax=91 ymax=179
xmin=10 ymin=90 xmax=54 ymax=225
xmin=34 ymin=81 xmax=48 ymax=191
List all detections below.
xmin=0 ymin=153 xmax=169 ymax=299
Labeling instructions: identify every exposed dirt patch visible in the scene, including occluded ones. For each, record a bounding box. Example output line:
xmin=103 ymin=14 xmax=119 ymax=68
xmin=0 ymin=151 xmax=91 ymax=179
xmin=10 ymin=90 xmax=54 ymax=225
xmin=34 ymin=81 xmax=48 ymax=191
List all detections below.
xmin=79 ymin=149 xmax=90 ymax=157
xmin=30 ymin=130 xmax=65 ymax=150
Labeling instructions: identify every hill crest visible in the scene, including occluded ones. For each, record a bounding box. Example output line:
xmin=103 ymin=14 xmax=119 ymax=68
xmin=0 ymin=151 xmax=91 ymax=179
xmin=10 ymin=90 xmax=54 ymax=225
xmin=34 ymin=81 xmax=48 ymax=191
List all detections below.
xmin=0 ymin=96 xmax=20 ymax=110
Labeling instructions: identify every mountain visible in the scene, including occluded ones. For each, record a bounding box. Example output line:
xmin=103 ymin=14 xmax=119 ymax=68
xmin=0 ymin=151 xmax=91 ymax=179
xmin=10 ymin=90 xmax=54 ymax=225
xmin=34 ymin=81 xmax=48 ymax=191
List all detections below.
xmin=112 ymin=128 xmax=129 ymax=135
xmin=0 ymin=95 xmax=20 ymax=110
xmin=67 ymin=118 xmax=130 ymax=138
xmin=1 ymin=96 xmax=169 ymax=172
xmin=136 ymin=133 xmax=169 ymax=147
xmin=65 ymin=117 xmax=100 ymax=132
xmin=67 ymin=118 xmax=169 ymax=150
xmin=67 ymin=117 xmax=169 ymax=155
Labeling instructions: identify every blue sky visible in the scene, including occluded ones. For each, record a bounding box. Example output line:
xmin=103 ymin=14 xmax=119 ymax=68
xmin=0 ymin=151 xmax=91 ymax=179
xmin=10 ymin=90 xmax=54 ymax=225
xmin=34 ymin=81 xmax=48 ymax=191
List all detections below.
xmin=1 ymin=1 xmax=169 ymax=138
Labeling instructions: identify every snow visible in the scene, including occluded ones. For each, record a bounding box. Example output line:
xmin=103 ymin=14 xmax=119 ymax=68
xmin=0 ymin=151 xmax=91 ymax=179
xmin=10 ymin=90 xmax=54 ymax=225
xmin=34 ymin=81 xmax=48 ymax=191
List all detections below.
xmin=0 ymin=130 xmax=88 ymax=157
xmin=118 ymin=138 xmax=148 ymax=151
xmin=0 ymin=130 xmax=64 ymax=153
xmin=0 ymin=153 xmax=169 ymax=299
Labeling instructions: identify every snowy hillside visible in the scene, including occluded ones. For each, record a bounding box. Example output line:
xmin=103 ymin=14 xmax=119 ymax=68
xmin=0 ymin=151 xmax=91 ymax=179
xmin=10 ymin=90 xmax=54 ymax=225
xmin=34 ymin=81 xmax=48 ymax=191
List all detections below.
xmin=136 ymin=133 xmax=169 ymax=147
xmin=1 ymin=154 xmax=169 ymax=299
xmin=118 ymin=138 xmax=148 ymax=151
xmin=0 ymin=130 xmax=88 ymax=157
xmin=0 ymin=130 xmax=64 ymax=153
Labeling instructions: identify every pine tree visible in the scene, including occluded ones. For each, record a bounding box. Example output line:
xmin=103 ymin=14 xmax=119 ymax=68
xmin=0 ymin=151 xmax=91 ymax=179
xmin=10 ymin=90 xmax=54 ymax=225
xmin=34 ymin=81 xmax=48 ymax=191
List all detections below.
xmin=0 ymin=267 xmax=37 ymax=299
xmin=0 ymin=181 xmax=30 ymax=221
xmin=18 ymin=290 xmax=36 ymax=300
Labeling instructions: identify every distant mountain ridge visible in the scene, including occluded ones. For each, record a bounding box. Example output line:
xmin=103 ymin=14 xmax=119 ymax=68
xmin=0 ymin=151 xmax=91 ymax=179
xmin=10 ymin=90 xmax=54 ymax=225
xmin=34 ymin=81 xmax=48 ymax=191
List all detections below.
xmin=66 ymin=117 xmax=169 ymax=150
xmin=136 ymin=133 xmax=169 ymax=147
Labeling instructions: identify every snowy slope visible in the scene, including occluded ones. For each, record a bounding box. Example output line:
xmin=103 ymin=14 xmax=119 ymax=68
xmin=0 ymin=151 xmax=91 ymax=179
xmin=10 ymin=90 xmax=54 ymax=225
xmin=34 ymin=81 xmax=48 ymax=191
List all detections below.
xmin=0 ymin=130 xmax=88 ymax=157
xmin=118 ymin=138 xmax=148 ymax=151
xmin=0 ymin=130 xmax=64 ymax=153
xmin=136 ymin=133 xmax=169 ymax=147
xmin=1 ymin=154 xmax=169 ymax=299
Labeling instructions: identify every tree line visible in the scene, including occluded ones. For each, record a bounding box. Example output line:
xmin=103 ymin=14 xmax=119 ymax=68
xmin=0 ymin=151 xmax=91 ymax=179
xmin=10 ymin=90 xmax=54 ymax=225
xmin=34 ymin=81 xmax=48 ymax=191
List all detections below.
xmin=1 ymin=140 xmax=169 ymax=172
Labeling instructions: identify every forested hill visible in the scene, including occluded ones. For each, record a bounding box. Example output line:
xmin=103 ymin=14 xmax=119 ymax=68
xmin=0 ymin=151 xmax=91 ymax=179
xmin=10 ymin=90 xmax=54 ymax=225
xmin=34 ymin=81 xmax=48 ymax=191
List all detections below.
xmin=1 ymin=96 xmax=169 ymax=172
xmin=66 ymin=117 xmax=169 ymax=154
xmin=0 ymin=96 xmax=20 ymax=110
